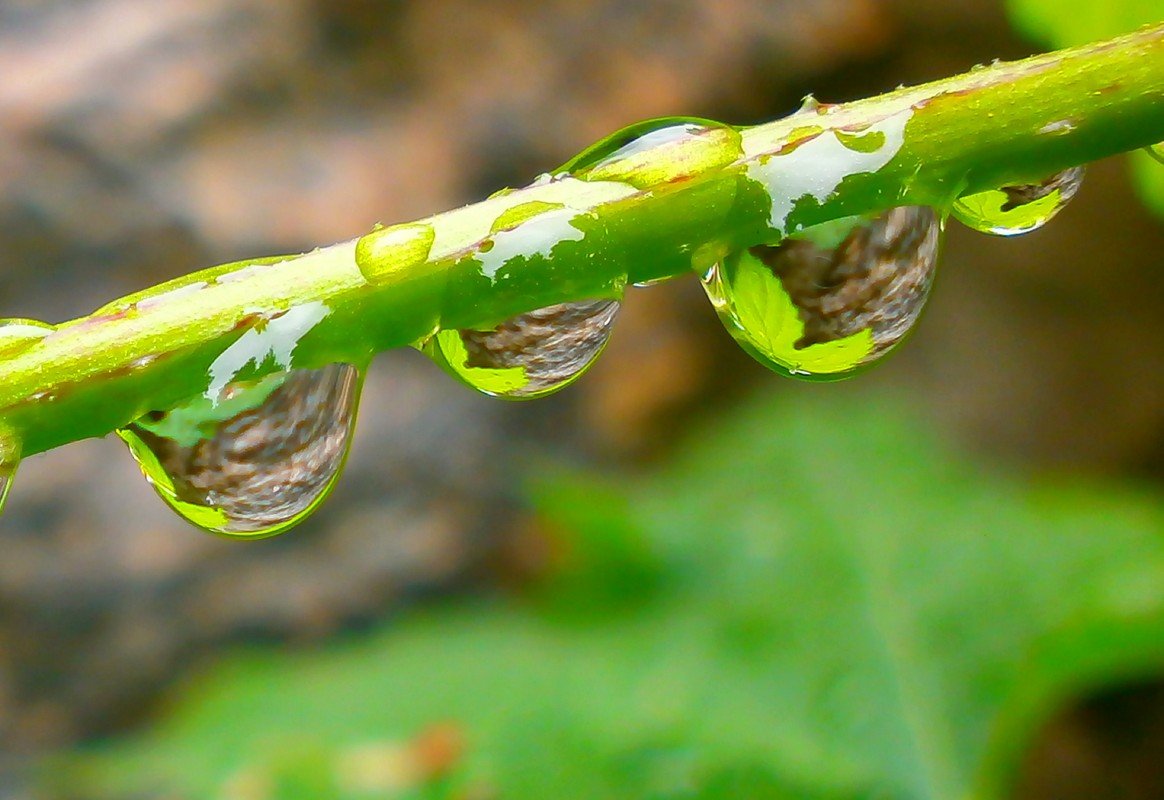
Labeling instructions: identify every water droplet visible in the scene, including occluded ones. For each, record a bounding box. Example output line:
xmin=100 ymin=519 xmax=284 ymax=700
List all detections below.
xmin=797 ymin=94 xmax=822 ymax=114
xmin=117 ymin=364 xmax=361 ymax=538
xmin=355 ymin=222 xmax=436 ymax=285
xmin=702 ymin=206 xmax=940 ymax=380
xmin=559 ymin=117 xmax=742 ymax=189
xmin=1146 ymin=142 xmax=1164 ymax=166
xmin=951 ymin=166 xmax=1084 ymax=236
xmin=0 ymin=319 xmax=55 ymax=358
xmin=423 ymin=299 xmax=620 ymax=398
xmin=490 ymin=201 xmax=566 ymax=234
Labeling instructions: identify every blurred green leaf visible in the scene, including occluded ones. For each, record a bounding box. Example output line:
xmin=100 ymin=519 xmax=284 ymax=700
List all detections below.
xmin=1130 ymin=149 xmax=1164 ymax=218
xmin=1007 ymin=0 xmax=1160 ymax=47
xmin=47 ymin=390 xmax=1164 ymax=799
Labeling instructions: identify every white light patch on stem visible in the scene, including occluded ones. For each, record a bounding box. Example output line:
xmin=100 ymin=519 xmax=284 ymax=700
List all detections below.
xmin=745 ymin=109 xmax=913 ymax=234
xmin=478 ymin=208 xmax=589 ymax=283
xmin=205 ymin=301 xmax=330 ymax=404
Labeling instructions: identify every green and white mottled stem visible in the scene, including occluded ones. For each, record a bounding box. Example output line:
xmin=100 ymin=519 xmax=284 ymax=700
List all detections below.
xmin=2 ymin=23 xmax=1163 ymax=459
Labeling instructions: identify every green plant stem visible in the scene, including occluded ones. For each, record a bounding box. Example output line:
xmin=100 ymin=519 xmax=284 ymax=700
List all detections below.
xmin=2 ymin=24 xmax=1164 ymax=459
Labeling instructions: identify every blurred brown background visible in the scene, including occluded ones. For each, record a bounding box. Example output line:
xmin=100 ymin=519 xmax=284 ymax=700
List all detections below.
xmin=2 ymin=0 xmax=1163 ymax=795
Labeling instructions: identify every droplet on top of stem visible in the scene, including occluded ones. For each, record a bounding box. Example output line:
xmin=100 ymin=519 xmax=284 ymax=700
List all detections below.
xmin=424 ymin=299 xmax=620 ymax=399
xmin=117 ymin=364 xmax=361 ymax=538
xmin=951 ymin=166 xmax=1084 ymax=236
xmin=559 ymin=117 xmax=742 ymax=189
xmin=702 ymin=206 xmax=940 ymax=380
xmin=355 ymin=222 xmax=436 ymax=285
xmin=0 ymin=318 xmax=55 ymax=359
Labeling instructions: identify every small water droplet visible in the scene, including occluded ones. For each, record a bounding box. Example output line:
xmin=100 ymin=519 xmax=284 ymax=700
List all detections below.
xmin=0 ymin=318 xmax=55 ymax=358
xmin=702 ymin=207 xmax=940 ymax=380
xmin=117 ymin=364 xmax=361 ymax=538
xmin=424 ymin=299 xmax=620 ymax=398
xmin=355 ymin=222 xmax=435 ymax=285
xmin=559 ymin=117 xmax=742 ymax=189
xmin=951 ymin=166 xmax=1084 ymax=236
xmin=797 ymin=94 xmax=821 ymax=114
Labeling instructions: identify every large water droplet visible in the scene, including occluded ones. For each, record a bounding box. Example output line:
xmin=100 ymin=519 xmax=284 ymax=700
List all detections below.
xmin=703 ymin=206 xmax=940 ymax=380
xmin=117 ymin=364 xmax=361 ymax=538
xmin=424 ymin=299 xmax=620 ymax=398
xmin=0 ymin=318 xmax=55 ymax=358
xmin=951 ymin=167 xmax=1084 ymax=236
xmin=559 ymin=117 xmax=742 ymax=189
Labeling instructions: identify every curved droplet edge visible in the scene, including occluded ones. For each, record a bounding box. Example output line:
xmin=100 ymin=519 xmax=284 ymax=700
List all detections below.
xmin=701 ymin=211 xmax=943 ymax=382
xmin=116 ymin=362 xmax=368 ymax=540
xmin=422 ymin=301 xmax=623 ymax=401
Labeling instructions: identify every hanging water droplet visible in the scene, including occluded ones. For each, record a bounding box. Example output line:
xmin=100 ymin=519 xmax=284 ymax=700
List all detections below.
xmin=0 ymin=319 xmax=55 ymax=358
xmin=424 ymin=299 xmax=620 ymax=398
xmin=559 ymin=117 xmax=742 ymax=189
xmin=951 ymin=166 xmax=1084 ymax=236
xmin=117 ymin=364 xmax=361 ymax=538
xmin=702 ymin=206 xmax=940 ymax=380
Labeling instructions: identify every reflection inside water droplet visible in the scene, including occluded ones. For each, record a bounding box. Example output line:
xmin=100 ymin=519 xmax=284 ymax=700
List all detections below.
xmin=0 ymin=318 xmax=55 ymax=358
xmin=951 ymin=166 xmax=1084 ymax=236
xmin=424 ymin=299 xmax=620 ymax=398
xmin=702 ymin=206 xmax=940 ymax=380
xmin=117 ymin=364 xmax=361 ymax=538
xmin=1146 ymin=143 xmax=1164 ymax=166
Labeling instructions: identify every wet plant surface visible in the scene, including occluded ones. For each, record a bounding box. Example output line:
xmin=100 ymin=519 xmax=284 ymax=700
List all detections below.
xmin=1 ymin=0 xmax=1164 ymax=798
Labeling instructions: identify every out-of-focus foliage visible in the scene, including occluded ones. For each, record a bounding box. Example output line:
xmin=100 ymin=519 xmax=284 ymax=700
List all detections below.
xmin=1006 ymin=0 xmax=1164 ymax=217
xmin=1130 ymin=149 xmax=1164 ymax=218
xmin=1008 ymin=0 xmax=1160 ymax=46
xmin=45 ymin=389 xmax=1164 ymax=799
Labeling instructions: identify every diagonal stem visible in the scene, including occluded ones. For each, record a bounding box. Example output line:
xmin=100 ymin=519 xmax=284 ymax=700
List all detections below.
xmin=1 ymin=23 xmax=1163 ymax=459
